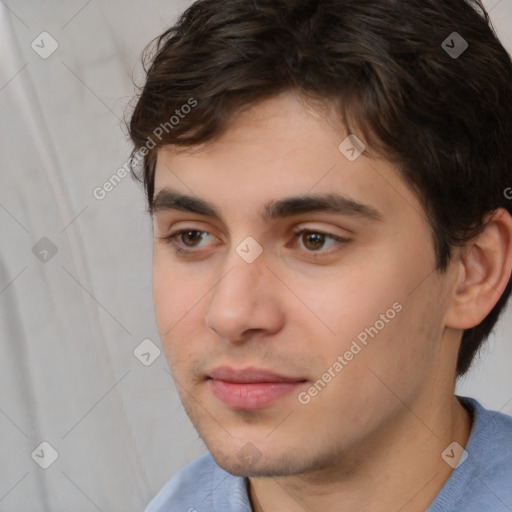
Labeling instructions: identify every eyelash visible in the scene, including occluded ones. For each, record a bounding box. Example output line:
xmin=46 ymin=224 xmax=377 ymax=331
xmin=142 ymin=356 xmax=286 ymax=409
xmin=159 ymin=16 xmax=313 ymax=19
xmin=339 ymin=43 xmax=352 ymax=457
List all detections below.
xmin=159 ymin=228 xmax=349 ymax=257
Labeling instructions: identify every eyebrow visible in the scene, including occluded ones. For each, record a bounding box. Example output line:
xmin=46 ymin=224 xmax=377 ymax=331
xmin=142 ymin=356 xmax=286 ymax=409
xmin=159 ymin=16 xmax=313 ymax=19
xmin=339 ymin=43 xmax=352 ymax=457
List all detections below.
xmin=151 ymin=188 xmax=384 ymax=223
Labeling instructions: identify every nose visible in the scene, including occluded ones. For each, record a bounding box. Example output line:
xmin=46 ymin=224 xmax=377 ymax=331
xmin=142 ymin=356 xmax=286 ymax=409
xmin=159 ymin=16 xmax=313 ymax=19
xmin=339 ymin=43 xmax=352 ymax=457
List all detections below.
xmin=204 ymin=251 xmax=284 ymax=344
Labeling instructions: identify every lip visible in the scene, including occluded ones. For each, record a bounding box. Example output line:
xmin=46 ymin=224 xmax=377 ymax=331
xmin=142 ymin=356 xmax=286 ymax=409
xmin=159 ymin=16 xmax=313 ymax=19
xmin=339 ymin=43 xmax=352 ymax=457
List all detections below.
xmin=209 ymin=366 xmax=306 ymax=383
xmin=208 ymin=366 xmax=307 ymax=410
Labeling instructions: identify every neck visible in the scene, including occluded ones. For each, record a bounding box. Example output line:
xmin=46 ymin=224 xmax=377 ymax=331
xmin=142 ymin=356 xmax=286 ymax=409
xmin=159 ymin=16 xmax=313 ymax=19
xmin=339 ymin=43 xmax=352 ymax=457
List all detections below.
xmin=248 ymin=394 xmax=472 ymax=512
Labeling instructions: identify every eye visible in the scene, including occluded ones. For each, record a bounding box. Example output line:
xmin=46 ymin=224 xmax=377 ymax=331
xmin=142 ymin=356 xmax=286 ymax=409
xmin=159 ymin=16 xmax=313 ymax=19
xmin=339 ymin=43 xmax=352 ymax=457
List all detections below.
xmin=160 ymin=229 xmax=216 ymax=253
xmin=292 ymin=229 xmax=348 ymax=253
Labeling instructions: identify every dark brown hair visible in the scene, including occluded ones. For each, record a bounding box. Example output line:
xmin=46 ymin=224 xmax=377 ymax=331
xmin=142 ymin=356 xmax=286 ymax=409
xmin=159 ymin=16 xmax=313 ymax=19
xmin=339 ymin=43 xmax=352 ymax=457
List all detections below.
xmin=126 ymin=0 xmax=512 ymax=377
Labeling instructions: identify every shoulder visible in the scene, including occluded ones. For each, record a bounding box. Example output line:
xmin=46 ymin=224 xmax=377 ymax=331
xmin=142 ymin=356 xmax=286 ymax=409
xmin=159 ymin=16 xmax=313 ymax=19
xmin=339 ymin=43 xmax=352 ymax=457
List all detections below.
xmin=462 ymin=397 xmax=512 ymax=483
xmin=144 ymin=452 xmax=251 ymax=512
xmin=459 ymin=396 xmax=512 ymax=469
xmin=429 ymin=396 xmax=512 ymax=511
xmin=144 ymin=453 xmax=216 ymax=512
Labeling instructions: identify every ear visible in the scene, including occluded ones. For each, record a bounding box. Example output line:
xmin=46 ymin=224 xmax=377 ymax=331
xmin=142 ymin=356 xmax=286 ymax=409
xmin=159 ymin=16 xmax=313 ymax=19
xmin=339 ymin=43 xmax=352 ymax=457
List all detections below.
xmin=444 ymin=208 xmax=512 ymax=330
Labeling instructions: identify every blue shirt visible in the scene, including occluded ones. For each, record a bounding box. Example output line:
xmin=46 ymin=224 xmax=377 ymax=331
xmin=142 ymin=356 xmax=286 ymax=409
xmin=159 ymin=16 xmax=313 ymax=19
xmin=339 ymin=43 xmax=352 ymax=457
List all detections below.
xmin=145 ymin=396 xmax=512 ymax=511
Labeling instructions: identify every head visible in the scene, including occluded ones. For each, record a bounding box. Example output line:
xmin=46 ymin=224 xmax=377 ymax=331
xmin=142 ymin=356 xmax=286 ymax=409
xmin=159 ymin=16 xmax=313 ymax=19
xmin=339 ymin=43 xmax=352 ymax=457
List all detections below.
xmin=127 ymin=0 xmax=512 ymax=476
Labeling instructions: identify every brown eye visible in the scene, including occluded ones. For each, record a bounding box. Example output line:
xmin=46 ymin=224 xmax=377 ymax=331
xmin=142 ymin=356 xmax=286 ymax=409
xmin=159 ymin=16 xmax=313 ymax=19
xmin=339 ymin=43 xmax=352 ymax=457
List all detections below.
xmin=160 ymin=229 xmax=213 ymax=253
xmin=293 ymin=229 xmax=348 ymax=254
xmin=180 ymin=230 xmax=206 ymax=247
xmin=301 ymin=232 xmax=326 ymax=251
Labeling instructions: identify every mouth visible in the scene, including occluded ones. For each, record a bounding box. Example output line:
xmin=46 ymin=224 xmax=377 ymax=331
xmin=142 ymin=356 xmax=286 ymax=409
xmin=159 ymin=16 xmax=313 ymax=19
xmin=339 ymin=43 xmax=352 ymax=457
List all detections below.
xmin=207 ymin=366 xmax=308 ymax=410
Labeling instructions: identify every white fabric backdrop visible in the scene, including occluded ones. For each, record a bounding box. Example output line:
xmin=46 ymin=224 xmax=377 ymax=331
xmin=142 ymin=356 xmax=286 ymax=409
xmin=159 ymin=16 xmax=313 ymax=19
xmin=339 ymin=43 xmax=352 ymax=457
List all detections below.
xmin=0 ymin=1 xmax=511 ymax=510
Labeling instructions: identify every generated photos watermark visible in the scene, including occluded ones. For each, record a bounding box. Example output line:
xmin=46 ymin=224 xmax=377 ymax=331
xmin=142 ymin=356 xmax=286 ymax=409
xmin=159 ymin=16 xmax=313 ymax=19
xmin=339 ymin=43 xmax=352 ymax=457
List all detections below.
xmin=298 ymin=301 xmax=403 ymax=405
xmin=93 ymin=98 xmax=198 ymax=201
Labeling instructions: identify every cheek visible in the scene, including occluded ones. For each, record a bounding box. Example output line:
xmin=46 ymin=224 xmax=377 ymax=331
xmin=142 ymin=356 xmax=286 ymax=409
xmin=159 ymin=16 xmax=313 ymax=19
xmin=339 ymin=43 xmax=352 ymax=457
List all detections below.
xmin=152 ymin=254 xmax=202 ymax=341
xmin=152 ymin=252 xmax=224 ymax=376
xmin=299 ymin=242 xmax=437 ymax=369
xmin=288 ymin=251 xmax=402 ymax=341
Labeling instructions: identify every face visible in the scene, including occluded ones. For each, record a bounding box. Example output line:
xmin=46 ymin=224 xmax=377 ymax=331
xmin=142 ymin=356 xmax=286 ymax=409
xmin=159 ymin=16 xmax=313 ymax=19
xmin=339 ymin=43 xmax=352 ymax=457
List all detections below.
xmin=151 ymin=91 xmax=458 ymax=478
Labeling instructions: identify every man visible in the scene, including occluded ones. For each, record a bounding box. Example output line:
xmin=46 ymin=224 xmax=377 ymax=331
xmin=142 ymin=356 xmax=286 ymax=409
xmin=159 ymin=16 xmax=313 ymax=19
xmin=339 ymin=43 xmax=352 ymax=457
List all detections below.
xmin=127 ymin=0 xmax=512 ymax=510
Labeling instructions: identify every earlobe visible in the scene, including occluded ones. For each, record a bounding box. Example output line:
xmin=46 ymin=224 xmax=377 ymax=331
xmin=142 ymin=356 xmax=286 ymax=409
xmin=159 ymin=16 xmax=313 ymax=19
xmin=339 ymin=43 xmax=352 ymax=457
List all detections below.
xmin=445 ymin=208 xmax=512 ymax=330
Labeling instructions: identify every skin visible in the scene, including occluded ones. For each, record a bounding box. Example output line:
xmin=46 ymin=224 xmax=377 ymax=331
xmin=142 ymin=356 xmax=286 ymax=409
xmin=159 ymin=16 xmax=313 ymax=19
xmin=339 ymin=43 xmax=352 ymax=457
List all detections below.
xmin=151 ymin=91 xmax=512 ymax=512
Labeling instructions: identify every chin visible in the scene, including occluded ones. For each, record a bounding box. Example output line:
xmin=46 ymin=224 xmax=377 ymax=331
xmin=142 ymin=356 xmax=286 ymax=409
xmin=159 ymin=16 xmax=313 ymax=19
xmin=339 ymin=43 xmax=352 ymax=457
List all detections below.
xmin=208 ymin=445 xmax=312 ymax=478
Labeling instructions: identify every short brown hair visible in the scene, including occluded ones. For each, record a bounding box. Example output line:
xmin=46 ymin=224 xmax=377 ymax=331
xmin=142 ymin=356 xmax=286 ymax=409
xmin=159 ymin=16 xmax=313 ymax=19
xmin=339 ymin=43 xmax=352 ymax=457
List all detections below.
xmin=126 ymin=0 xmax=512 ymax=376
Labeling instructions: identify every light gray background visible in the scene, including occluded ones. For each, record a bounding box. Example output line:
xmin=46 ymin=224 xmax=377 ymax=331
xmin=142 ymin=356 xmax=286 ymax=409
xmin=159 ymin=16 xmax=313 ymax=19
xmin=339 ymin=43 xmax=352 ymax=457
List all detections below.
xmin=0 ymin=0 xmax=511 ymax=510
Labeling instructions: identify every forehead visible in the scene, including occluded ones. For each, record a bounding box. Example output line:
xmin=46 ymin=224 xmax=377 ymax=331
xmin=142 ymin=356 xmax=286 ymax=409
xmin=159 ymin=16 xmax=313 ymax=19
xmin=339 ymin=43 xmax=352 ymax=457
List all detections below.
xmin=152 ymin=93 xmax=424 ymax=227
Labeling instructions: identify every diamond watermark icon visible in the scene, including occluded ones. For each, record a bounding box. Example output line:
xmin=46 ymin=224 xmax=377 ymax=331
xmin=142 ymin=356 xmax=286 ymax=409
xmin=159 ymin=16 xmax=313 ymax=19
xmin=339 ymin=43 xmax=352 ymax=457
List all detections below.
xmin=236 ymin=236 xmax=263 ymax=264
xmin=338 ymin=134 xmax=366 ymax=162
xmin=31 ymin=441 xmax=58 ymax=469
xmin=237 ymin=442 xmax=262 ymax=466
xmin=441 ymin=441 xmax=468 ymax=469
xmin=32 ymin=237 xmax=58 ymax=263
xmin=31 ymin=32 xmax=59 ymax=59
xmin=441 ymin=32 xmax=468 ymax=59
xmin=134 ymin=338 xmax=161 ymax=366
